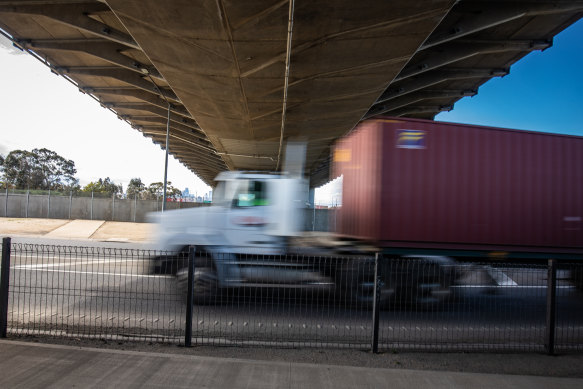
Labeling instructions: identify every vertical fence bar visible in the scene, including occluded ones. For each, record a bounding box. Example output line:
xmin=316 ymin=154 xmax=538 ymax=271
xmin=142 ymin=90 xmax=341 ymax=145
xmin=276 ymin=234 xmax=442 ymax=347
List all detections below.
xmin=185 ymin=246 xmax=195 ymax=347
xmin=312 ymin=207 xmax=316 ymax=231
xmin=25 ymin=190 xmax=29 ymax=218
xmin=0 ymin=237 xmax=11 ymax=338
xmin=545 ymin=259 xmax=557 ymax=355
xmin=69 ymin=191 xmax=73 ymax=219
xmin=371 ymin=252 xmax=381 ymax=353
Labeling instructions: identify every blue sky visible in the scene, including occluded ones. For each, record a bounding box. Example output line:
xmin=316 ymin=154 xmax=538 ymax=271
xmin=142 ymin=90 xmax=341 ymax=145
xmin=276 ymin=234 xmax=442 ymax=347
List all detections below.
xmin=436 ymin=18 xmax=583 ymax=136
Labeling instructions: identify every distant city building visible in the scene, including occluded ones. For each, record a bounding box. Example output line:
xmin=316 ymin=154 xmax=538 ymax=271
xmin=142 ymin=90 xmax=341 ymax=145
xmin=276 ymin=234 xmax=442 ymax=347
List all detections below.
xmin=179 ymin=188 xmax=212 ymax=202
xmin=180 ymin=187 xmax=195 ymax=202
xmin=204 ymin=190 xmax=213 ymax=202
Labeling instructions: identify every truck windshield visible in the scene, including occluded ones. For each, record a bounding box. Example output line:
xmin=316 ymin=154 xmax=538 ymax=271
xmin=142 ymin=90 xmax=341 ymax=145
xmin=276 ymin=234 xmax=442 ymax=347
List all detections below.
xmin=233 ymin=180 xmax=268 ymax=207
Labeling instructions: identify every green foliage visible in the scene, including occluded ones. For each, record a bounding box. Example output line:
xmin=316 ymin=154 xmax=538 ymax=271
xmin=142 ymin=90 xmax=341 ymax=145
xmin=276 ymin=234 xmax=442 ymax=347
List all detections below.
xmin=126 ymin=177 xmax=146 ymax=199
xmin=1 ymin=148 xmax=78 ymax=190
xmin=82 ymin=177 xmax=123 ymax=197
xmin=145 ymin=181 xmax=182 ymax=200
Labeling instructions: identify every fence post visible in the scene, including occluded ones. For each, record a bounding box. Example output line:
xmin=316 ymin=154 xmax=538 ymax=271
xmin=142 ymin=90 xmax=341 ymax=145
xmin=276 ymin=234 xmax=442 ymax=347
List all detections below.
xmin=545 ymin=259 xmax=557 ymax=355
xmin=25 ymin=190 xmax=29 ymax=218
xmin=371 ymin=252 xmax=381 ymax=353
xmin=185 ymin=246 xmax=195 ymax=347
xmin=69 ymin=191 xmax=73 ymax=219
xmin=312 ymin=207 xmax=316 ymax=231
xmin=0 ymin=237 xmax=11 ymax=338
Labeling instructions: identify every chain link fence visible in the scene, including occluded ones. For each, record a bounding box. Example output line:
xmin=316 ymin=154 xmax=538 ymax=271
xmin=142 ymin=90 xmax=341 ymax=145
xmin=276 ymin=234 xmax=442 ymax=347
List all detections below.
xmin=1 ymin=238 xmax=582 ymax=353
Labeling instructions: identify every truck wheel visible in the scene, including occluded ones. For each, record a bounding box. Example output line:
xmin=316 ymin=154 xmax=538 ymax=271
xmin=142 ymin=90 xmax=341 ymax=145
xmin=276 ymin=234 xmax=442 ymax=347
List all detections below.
xmin=176 ymin=267 xmax=219 ymax=305
xmin=393 ymin=258 xmax=454 ymax=309
xmin=571 ymin=265 xmax=583 ymax=292
xmin=151 ymin=252 xmax=188 ymax=275
xmin=407 ymin=263 xmax=453 ymax=309
xmin=335 ymin=258 xmax=377 ymax=309
xmin=413 ymin=275 xmax=452 ymax=307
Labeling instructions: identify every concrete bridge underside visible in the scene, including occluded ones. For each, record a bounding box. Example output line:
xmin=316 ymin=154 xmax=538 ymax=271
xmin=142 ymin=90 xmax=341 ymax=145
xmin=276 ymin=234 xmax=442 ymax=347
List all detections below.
xmin=0 ymin=1 xmax=581 ymax=186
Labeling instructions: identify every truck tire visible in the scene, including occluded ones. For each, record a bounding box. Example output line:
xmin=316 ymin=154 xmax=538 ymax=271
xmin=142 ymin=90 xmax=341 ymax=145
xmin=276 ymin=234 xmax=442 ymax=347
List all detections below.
xmin=399 ymin=259 xmax=453 ymax=308
xmin=571 ymin=265 xmax=583 ymax=292
xmin=176 ymin=267 xmax=219 ymax=305
xmin=335 ymin=257 xmax=377 ymax=309
xmin=151 ymin=250 xmax=188 ymax=275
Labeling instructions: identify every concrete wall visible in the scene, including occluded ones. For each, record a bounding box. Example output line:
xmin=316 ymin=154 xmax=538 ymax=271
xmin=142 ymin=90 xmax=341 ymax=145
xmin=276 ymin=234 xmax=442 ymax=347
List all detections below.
xmin=0 ymin=192 xmax=205 ymax=223
xmin=0 ymin=192 xmax=335 ymax=231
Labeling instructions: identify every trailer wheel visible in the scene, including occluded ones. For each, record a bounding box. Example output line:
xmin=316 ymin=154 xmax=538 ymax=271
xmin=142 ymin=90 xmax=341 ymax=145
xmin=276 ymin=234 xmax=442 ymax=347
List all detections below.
xmin=177 ymin=267 xmax=219 ymax=305
xmin=335 ymin=257 xmax=377 ymax=309
xmin=409 ymin=265 xmax=453 ymax=308
xmin=413 ymin=275 xmax=451 ymax=307
xmin=571 ymin=265 xmax=583 ymax=292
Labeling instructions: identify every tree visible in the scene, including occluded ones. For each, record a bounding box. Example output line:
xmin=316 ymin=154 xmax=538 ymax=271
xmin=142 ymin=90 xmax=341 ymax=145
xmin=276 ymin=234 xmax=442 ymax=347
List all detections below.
xmin=145 ymin=181 xmax=182 ymax=200
xmin=0 ymin=154 xmax=5 ymax=188
xmin=2 ymin=149 xmax=36 ymax=189
xmin=167 ymin=184 xmax=182 ymax=200
xmin=1 ymin=148 xmax=77 ymax=190
xmin=35 ymin=148 xmax=77 ymax=190
xmin=126 ymin=178 xmax=146 ymax=199
xmin=82 ymin=177 xmax=123 ymax=197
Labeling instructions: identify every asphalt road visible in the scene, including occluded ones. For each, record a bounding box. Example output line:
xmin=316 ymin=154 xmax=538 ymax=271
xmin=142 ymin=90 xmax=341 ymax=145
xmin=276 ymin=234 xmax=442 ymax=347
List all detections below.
xmin=4 ymin=237 xmax=583 ymax=352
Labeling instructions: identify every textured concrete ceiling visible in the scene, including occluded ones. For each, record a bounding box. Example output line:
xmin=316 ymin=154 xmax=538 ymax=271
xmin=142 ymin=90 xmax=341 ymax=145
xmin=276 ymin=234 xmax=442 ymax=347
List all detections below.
xmin=0 ymin=1 xmax=581 ymax=186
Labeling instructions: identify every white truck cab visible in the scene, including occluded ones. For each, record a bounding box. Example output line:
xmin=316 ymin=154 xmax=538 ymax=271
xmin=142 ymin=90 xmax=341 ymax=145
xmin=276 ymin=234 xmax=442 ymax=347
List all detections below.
xmin=153 ymin=171 xmax=308 ymax=256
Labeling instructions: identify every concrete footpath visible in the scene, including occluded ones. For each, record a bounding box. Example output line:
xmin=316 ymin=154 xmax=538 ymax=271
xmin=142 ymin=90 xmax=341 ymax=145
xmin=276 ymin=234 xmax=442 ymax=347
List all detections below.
xmin=1 ymin=340 xmax=581 ymax=389
xmin=0 ymin=217 xmax=153 ymax=242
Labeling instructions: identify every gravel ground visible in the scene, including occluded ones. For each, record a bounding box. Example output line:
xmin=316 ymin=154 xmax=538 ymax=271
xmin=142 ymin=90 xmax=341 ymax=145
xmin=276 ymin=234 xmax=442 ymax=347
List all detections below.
xmin=10 ymin=334 xmax=583 ymax=378
xmin=0 ymin=218 xmax=69 ymax=236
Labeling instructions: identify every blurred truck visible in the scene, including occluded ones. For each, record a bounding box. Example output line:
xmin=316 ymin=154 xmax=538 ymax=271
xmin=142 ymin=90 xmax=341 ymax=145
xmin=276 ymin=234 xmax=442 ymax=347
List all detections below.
xmin=151 ymin=117 xmax=583 ymax=304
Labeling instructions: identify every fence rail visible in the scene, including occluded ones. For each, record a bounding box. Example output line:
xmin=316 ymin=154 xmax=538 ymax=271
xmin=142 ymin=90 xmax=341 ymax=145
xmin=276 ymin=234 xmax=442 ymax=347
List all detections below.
xmin=1 ymin=237 xmax=582 ymax=353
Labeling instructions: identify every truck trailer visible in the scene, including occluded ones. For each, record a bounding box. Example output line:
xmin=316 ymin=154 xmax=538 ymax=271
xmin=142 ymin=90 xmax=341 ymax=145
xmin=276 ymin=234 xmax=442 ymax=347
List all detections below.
xmin=334 ymin=117 xmax=583 ymax=259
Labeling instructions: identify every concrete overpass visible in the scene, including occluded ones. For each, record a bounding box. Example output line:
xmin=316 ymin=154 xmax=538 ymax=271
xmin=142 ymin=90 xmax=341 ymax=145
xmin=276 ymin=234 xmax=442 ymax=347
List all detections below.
xmin=0 ymin=1 xmax=581 ymax=187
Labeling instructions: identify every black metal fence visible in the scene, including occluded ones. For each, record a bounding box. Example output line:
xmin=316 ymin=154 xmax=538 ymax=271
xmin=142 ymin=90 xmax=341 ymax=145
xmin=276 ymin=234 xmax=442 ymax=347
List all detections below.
xmin=1 ymin=237 xmax=582 ymax=353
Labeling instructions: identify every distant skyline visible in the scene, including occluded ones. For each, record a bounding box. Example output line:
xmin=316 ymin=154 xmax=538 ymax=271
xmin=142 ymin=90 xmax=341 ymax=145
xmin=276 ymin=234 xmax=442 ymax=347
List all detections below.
xmin=1 ymin=19 xmax=581 ymax=204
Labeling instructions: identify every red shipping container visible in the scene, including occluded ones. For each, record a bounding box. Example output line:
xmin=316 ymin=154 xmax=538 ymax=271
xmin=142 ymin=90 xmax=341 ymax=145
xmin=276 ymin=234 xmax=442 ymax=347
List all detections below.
xmin=333 ymin=117 xmax=583 ymax=255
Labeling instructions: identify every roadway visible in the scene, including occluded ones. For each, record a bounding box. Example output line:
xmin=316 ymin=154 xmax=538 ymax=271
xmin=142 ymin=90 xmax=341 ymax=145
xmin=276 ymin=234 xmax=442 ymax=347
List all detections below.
xmin=4 ymin=235 xmax=583 ymax=351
